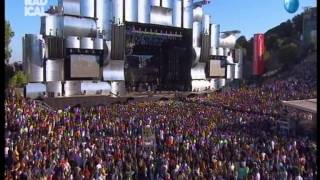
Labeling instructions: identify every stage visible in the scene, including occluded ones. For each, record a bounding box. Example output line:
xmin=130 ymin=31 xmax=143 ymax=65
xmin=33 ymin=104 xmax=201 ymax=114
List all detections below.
xmin=41 ymin=90 xmax=214 ymax=110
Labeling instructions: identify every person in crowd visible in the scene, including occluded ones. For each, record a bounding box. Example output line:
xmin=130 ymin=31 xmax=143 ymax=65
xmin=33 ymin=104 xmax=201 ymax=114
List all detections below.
xmin=5 ymin=58 xmax=316 ymax=179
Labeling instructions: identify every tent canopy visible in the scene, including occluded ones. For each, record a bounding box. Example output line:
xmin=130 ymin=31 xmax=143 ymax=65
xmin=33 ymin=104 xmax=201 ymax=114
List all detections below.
xmin=282 ymin=99 xmax=317 ymax=114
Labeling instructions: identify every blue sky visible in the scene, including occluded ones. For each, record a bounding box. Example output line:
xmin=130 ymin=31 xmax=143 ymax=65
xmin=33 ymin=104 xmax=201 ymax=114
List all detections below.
xmin=5 ymin=0 xmax=317 ymax=63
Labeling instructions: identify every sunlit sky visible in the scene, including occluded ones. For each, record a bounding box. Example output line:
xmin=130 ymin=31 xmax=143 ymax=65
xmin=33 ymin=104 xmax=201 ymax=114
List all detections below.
xmin=5 ymin=0 xmax=317 ymax=63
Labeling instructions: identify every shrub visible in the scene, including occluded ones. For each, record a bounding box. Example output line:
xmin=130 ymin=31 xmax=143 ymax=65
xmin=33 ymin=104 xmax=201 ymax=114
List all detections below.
xmin=277 ymin=43 xmax=299 ymax=65
xmin=9 ymin=71 xmax=28 ymax=88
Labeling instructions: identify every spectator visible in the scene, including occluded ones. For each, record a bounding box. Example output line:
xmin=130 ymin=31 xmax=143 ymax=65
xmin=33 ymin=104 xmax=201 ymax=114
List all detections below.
xmin=4 ymin=57 xmax=317 ymax=179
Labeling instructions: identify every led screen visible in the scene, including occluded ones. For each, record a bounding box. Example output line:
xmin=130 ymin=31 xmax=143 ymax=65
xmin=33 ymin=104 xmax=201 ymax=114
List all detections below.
xmin=70 ymin=54 xmax=100 ymax=78
xmin=209 ymin=60 xmax=225 ymax=77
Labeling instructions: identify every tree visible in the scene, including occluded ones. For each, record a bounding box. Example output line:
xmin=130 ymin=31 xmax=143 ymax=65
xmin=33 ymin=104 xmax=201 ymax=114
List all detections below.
xmin=292 ymin=14 xmax=303 ymax=35
xmin=264 ymin=50 xmax=271 ymax=61
xmin=282 ymin=20 xmax=295 ymax=38
xmin=266 ymin=20 xmax=295 ymax=40
xmin=5 ymin=64 xmax=15 ymax=88
xmin=277 ymin=43 xmax=299 ymax=65
xmin=13 ymin=62 xmax=23 ymax=71
xmin=276 ymin=39 xmax=284 ymax=47
xmin=5 ymin=21 xmax=15 ymax=63
xmin=246 ymin=37 xmax=254 ymax=62
xmin=235 ymin=36 xmax=248 ymax=49
xmin=9 ymin=71 xmax=28 ymax=88
xmin=265 ymin=34 xmax=279 ymax=50
xmin=281 ymin=37 xmax=300 ymax=46
xmin=310 ymin=30 xmax=317 ymax=51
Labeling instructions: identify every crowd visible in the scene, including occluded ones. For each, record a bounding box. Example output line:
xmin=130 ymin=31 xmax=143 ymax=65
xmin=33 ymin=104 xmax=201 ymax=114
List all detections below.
xmin=192 ymin=56 xmax=317 ymax=116
xmin=5 ymin=58 xmax=317 ymax=179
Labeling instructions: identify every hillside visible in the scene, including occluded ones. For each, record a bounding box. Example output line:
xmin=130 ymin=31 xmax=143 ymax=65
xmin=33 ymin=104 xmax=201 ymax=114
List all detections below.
xmin=236 ymin=8 xmax=316 ymax=80
xmin=264 ymin=52 xmax=316 ymax=84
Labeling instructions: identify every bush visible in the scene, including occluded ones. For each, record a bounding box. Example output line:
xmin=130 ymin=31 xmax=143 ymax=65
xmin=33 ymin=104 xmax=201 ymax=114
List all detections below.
xmin=277 ymin=43 xmax=299 ymax=65
xmin=265 ymin=34 xmax=279 ymax=50
xmin=9 ymin=71 xmax=28 ymax=88
xmin=5 ymin=64 xmax=15 ymax=88
xmin=264 ymin=50 xmax=271 ymax=61
xmin=235 ymin=36 xmax=249 ymax=49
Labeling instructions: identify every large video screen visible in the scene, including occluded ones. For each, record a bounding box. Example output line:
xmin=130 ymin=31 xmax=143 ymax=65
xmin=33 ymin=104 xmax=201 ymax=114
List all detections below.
xmin=70 ymin=54 xmax=100 ymax=78
xmin=209 ymin=60 xmax=226 ymax=77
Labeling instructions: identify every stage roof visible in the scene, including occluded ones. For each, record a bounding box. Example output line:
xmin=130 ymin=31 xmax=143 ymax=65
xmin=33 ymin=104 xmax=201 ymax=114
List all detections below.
xmin=282 ymin=99 xmax=317 ymax=114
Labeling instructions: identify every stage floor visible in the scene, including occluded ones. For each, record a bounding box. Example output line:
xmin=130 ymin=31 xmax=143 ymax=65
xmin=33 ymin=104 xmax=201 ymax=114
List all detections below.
xmin=42 ymin=90 xmax=214 ymax=110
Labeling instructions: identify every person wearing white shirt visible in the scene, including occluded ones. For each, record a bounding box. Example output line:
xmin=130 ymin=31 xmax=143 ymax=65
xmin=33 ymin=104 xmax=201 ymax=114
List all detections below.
xmin=271 ymin=140 xmax=275 ymax=150
xmin=4 ymin=146 xmax=9 ymax=158
xmin=295 ymin=174 xmax=303 ymax=180
xmin=254 ymin=172 xmax=260 ymax=180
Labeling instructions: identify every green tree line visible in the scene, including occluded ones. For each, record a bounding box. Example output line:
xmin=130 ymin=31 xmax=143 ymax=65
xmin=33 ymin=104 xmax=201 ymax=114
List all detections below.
xmin=235 ymin=12 xmax=313 ymax=72
xmin=5 ymin=20 xmax=28 ymax=88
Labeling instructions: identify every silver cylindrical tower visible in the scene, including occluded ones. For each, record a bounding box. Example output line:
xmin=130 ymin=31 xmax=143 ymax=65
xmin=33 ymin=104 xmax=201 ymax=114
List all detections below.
xmin=45 ymin=59 xmax=64 ymax=82
xmin=223 ymin=48 xmax=230 ymax=56
xmin=65 ymin=36 xmax=80 ymax=48
xmin=192 ymin=47 xmax=201 ymax=66
xmin=40 ymin=15 xmax=62 ymax=37
xmin=183 ymin=0 xmax=193 ymax=29
xmin=80 ymin=81 xmax=111 ymax=95
xmin=64 ymin=81 xmax=82 ymax=97
xmin=46 ymin=81 xmax=63 ymax=97
xmin=162 ymin=0 xmax=173 ymax=8
xmin=96 ymin=0 xmax=112 ymax=40
xmin=211 ymin=78 xmax=219 ymax=90
xmin=217 ymin=47 xmax=224 ymax=55
xmin=220 ymin=78 xmax=226 ymax=87
xmin=80 ymin=37 xmax=94 ymax=49
xmin=125 ymin=0 xmax=138 ymax=22
xmin=230 ymin=63 xmax=236 ymax=79
xmin=210 ymin=24 xmax=220 ymax=48
xmin=138 ymin=0 xmax=150 ymax=24
xmin=23 ymin=34 xmax=44 ymax=82
xmin=193 ymin=5 xmax=203 ymax=22
xmin=80 ymin=0 xmax=95 ymax=18
xmin=59 ymin=0 xmax=80 ymax=16
xmin=219 ymin=33 xmax=238 ymax=49
xmin=173 ymin=0 xmax=182 ymax=27
xmin=202 ymin=14 xmax=210 ymax=35
xmin=209 ymin=47 xmax=217 ymax=55
xmin=110 ymin=81 xmax=126 ymax=97
xmin=151 ymin=0 xmax=160 ymax=6
xmin=234 ymin=48 xmax=243 ymax=79
xmin=226 ymin=65 xmax=235 ymax=80
xmin=103 ymin=41 xmax=111 ymax=65
xmin=94 ymin=38 xmax=104 ymax=50
xmin=63 ymin=16 xmax=97 ymax=38
xmin=192 ymin=21 xmax=201 ymax=47
xmin=25 ymin=83 xmax=46 ymax=98
xmin=112 ymin=0 xmax=124 ymax=25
